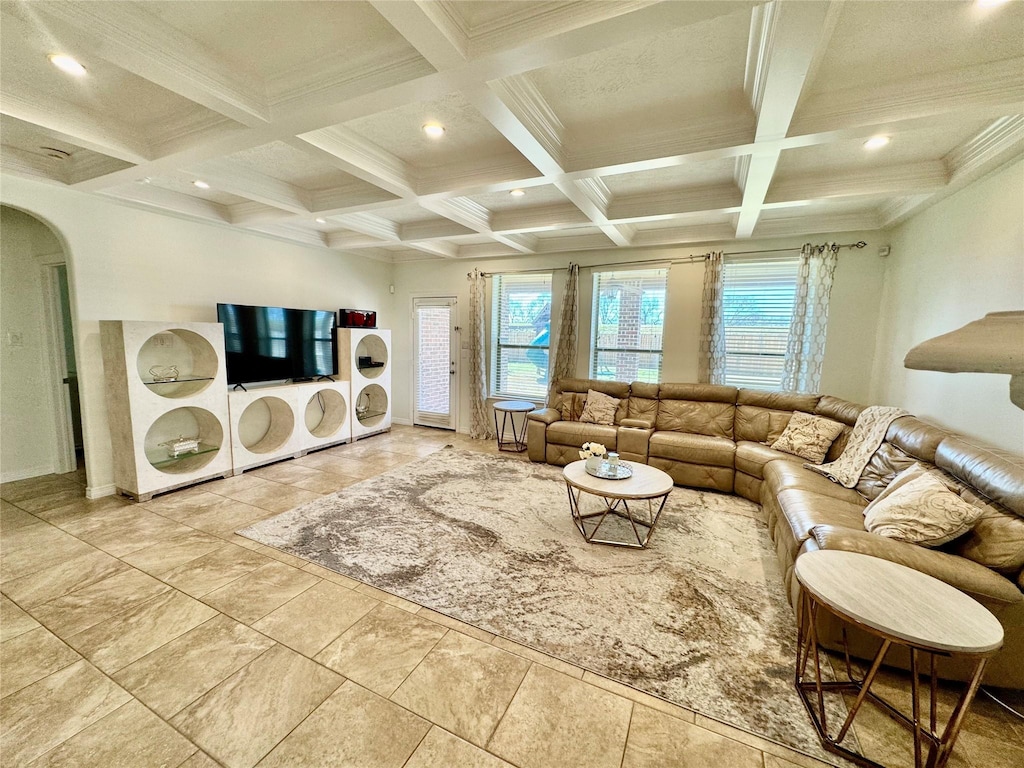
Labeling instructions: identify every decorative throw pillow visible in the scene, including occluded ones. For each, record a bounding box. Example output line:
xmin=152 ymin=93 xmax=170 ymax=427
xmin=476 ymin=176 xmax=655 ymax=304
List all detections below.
xmin=579 ymin=389 xmax=620 ymax=426
xmin=863 ymin=473 xmax=984 ymax=547
xmin=770 ymin=412 xmax=845 ymax=464
xmin=560 ymin=393 xmax=586 ymax=421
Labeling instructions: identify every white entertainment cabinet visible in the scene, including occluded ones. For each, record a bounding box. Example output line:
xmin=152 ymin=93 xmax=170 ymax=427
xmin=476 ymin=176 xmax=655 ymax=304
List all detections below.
xmin=100 ymin=320 xmax=391 ymax=501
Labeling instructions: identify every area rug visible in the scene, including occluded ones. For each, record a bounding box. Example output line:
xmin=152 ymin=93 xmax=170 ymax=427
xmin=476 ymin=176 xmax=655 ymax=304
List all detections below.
xmin=240 ymin=447 xmax=849 ymax=760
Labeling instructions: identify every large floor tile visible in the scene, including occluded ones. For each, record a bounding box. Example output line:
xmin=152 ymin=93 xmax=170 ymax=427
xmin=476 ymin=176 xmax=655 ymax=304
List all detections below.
xmin=0 ymin=474 xmax=82 ymax=504
xmin=30 ymin=495 xmax=130 ymax=527
xmin=31 ymin=568 xmax=172 ymax=638
xmin=226 ymin=483 xmax=322 ymax=514
xmin=582 ymin=670 xmax=697 ymax=723
xmin=64 ymin=588 xmax=218 ymax=673
xmin=179 ymin=499 xmax=277 ymax=536
xmin=114 ymin=614 xmax=274 ymax=718
xmin=0 ymin=524 xmax=96 ymax=583
xmin=249 ymin=462 xmax=322 ymax=484
xmin=315 ymin=603 xmax=447 ymax=696
xmin=7 ymin=487 xmax=85 ymax=514
xmin=288 ymin=470 xmax=360 ymax=494
xmin=27 ymin=700 xmax=197 ymax=767
xmin=0 ymin=627 xmax=80 ymax=698
xmin=487 ymin=663 xmax=633 ymax=768
xmin=256 ymin=680 xmax=430 ymax=768
xmin=0 ymin=660 xmax=131 ymax=765
xmin=171 ymin=643 xmax=342 ymax=768
xmin=121 ymin=529 xmax=228 ymax=575
xmin=141 ymin=488 xmax=233 ymax=520
xmin=0 ymin=501 xmax=39 ymax=531
xmin=200 ymin=561 xmax=319 ymax=624
xmin=404 ymin=727 xmax=516 ymax=768
xmin=391 ymin=631 xmax=531 ymax=747
xmin=59 ymin=506 xmax=192 ymax=557
xmin=294 ymin=452 xmax=376 ymax=479
xmin=253 ymin=579 xmax=377 ymax=656
xmin=0 ymin=594 xmax=41 ymax=641
xmin=622 ymin=705 xmax=763 ymax=768
xmin=198 ymin=473 xmax=275 ymax=499
xmin=158 ymin=544 xmax=271 ymax=597
xmin=1 ymin=548 xmax=129 ymax=608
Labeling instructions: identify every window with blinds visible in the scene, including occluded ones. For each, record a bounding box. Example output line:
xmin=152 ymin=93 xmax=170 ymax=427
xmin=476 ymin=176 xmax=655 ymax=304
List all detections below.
xmin=491 ymin=273 xmax=552 ymax=399
xmin=720 ymin=257 xmax=799 ymax=389
xmin=591 ymin=268 xmax=667 ymax=383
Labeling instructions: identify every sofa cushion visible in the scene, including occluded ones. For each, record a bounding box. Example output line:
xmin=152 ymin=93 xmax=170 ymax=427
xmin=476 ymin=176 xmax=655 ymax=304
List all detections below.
xmin=656 ymin=383 xmax=737 ymax=438
xmin=771 ymin=412 xmax=845 ymax=464
xmin=814 ymin=396 xmax=865 ymax=461
xmin=552 ymin=379 xmax=630 ymax=424
xmin=778 ymin=489 xmax=868 ymax=545
xmin=763 ymin=461 xmax=865 ymax=505
xmin=855 ymin=442 xmax=918 ymax=500
xmin=936 ymin=435 xmax=1024 ymax=518
xmin=864 ymin=473 xmax=984 ymax=547
xmin=547 ymin=421 xmax=617 ymax=450
xmin=734 ymin=390 xmax=821 ymax=444
xmin=649 ymin=432 xmax=735 ymax=468
xmin=579 ymin=389 xmax=620 ymax=425
xmin=735 ymin=441 xmax=803 ymax=479
xmin=628 ymin=381 xmax=660 ymax=426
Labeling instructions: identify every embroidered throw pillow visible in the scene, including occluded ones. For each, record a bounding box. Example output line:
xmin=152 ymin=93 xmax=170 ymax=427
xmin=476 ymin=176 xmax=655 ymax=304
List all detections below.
xmin=579 ymin=389 xmax=620 ymax=426
xmin=770 ymin=412 xmax=845 ymax=464
xmin=864 ymin=473 xmax=984 ymax=547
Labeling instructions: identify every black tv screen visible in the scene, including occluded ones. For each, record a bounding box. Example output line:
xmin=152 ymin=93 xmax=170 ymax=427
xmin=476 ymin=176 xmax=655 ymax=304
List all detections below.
xmin=217 ymin=303 xmax=337 ymax=385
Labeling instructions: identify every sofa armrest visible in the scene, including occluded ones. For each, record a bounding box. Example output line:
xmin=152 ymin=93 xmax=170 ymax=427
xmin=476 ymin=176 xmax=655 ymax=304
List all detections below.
xmin=527 ymin=408 xmax=560 ymax=425
xmin=620 ymin=417 xmax=655 ymax=429
xmin=810 ymin=525 xmax=1023 ymax=605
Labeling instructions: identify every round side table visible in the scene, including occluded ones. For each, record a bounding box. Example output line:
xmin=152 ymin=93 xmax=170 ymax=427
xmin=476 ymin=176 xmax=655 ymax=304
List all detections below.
xmin=492 ymin=400 xmax=534 ymax=452
xmin=794 ymin=550 xmax=1003 ymax=768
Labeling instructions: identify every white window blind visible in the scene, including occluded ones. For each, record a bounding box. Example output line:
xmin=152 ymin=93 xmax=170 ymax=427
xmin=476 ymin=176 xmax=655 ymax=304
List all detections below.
xmin=491 ymin=273 xmax=552 ymax=399
xmin=720 ymin=257 xmax=799 ymax=390
xmin=591 ymin=268 xmax=667 ymax=383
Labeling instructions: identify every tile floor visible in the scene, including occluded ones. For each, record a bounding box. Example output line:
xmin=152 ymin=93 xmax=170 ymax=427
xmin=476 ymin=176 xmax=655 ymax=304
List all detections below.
xmin=1 ymin=425 xmax=1021 ymax=768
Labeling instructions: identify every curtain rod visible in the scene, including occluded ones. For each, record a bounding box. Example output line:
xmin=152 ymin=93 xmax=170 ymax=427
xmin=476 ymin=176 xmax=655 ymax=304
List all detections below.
xmin=469 ymin=241 xmax=867 ymax=277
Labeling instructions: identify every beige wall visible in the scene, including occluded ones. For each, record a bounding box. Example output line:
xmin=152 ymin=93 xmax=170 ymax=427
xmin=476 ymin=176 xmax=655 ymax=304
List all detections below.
xmin=1 ymin=176 xmax=394 ymax=496
xmin=391 ymin=231 xmax=887 ymax=433
xmin=0 ymin=208 xmax=65 ymax=480
xmin=870 ymin=158 xmax=1024 ymax=453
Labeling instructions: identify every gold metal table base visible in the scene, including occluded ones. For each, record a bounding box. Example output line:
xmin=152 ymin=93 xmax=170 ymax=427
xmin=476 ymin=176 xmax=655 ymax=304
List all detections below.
xmin=566 ymin=483 xmax=668 ymax=548
xmin=494 ymin=408 xmax=529 ymax=452
xmin=795 ymin=590 xmax=991 ymax=768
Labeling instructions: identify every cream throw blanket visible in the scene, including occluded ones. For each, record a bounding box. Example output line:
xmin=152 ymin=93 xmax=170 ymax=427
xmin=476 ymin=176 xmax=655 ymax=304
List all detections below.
xmin=805 ymin=405 xmax=909 ymax=487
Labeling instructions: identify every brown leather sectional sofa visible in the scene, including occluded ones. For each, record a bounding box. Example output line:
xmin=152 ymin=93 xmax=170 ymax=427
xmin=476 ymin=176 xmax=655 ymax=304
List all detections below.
xmin=527 ymin=377 xmax=1024 ymax=688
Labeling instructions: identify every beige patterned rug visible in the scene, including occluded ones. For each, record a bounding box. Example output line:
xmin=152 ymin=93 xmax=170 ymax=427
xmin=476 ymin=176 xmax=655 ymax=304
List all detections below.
xmin=240 ymin=447 xmax=849 ymax=761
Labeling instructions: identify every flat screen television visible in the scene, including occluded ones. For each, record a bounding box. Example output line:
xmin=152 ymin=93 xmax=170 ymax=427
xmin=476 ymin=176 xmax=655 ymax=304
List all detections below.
xmin=217 ymin=303 xmax=337 ymax=385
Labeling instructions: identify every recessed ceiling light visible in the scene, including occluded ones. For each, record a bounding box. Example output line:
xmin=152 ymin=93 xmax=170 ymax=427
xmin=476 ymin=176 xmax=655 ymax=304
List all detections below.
xmin=510 ymin=189 xmax=526 ymax=197
xmin=315 ymin=218 xmax=327 ymax=224
xmin=47 ymin=54 xmax=87 ymax=77
xmin=192 ymin=180 xmax=210 ymax=189
xmin=863 ymin=135 xmax=890 ymax=150
xmin=422 ymin=122 xmax=445 ymax=139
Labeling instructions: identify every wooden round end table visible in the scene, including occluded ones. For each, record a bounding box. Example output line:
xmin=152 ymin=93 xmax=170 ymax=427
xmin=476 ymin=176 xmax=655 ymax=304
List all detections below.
xmin=493 ymin=400 xmax=535 ymax=452
xmin=563 ymin=460 xmax=673 ymax=549
xmin=794 ymin=550 xmax=1003 ymax=768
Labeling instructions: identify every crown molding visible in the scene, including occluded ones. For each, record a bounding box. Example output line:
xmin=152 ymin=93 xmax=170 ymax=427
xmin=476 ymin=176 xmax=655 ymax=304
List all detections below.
xmin=309 ymin=186 xmax=402 ymax=216
xmin=68 ymin=153 xmax=133 ymax=186
xmin=630 ymin=222 xmax=737 ymax=247
xmin=33 ymin=1 xmax=269 ymax=126
xmin=244 ymin=222 xmax=327 ymax=248
xmin=295 ymin=127 xmax=415 ymax=198
xmin=427 ymin=197 xmax=492 ymax=233
xmin=333 ymin=212 xmax=401 ymax=242
xmin=743 ymin=0 xmax=778 ymax=118
xmin=406 ymin=239 xmax=459 ymax=258
xmin=535 ymin=231 xmax=616 ymax=253
xmin=486 ymin=75 xmax=565 ymax=168
xmin=189 ymin=159 xmax=311 ymax=213
xmin=325 ymin=230 xmax=390 ymax=249
xmin=767 ymin=161 xmax=949 ymax=204
xmin=400 ymin=219 xmax=475 ymax=242
xmin=103 ymin=183 xmax=231 ymax=222
xmin=456 ymin=242 xmax=522 ymax=260
xmin=752 ymin=210 xmax=882 ymax=239
xmin=417 ymin=1 xmax=472 ymax=60
xmin=791 ymin=57 xmax=1024 ymax=136
xmin=945 ymin=115 xmax=1024 ymax=181
xmin=226 ymin=201 xmax=295 ymax=226
xmin=609 ymin=183 xmax=742 ymax=222
xmin=1 ymin=146 xmax=67 ymax=184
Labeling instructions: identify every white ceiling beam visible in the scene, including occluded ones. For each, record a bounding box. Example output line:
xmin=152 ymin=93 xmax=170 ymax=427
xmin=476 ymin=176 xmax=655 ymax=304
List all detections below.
xmin=0 ymin=89 xmax=151 ymax=165
xmin=188 ymin=159 xmax=312 ymax=214
xmin=400 ymin=219 xmax=475 ymax=242
xmin=767 ymin=161 xmax=949 ymax=204
xmin=291 ymin=129 xmax=416 ymax=198
xmin=405 ymin=240 xmax=459 ymax=259
xmin=608 ymin=184 xmax=743 ymax=222
xmin=735 ymin=0 xmax=838 ymax=238
xmin=243 ymin=223 xmax=327 ymax=248
xmin=752 ymin=211 xmax=883 ymax=239
xmin=227 ymin=202 xmax=295 ymax=227
xmin=101 ymin=183 xmax=230 ymax=223
xmin=32 ymin=1 xmax=269 ymax=127
xmin=367 ymin=1 xmax=467 ymax=71
xmin=492 ymin=203 xmax=590 ymax=234
xmin=332 ymin=213 xmax=401 ymax=243
xmin=0 ymin=145 xmax=67 ymax=184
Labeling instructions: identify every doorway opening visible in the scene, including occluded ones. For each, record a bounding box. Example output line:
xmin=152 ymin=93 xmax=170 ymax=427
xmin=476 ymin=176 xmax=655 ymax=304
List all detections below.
xmin=413 ymin=297 xmax=458 ymax=430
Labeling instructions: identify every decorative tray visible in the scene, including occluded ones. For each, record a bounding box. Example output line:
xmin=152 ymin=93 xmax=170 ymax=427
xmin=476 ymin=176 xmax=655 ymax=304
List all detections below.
xmin=586 ymin=461 xmax=633 ymax=480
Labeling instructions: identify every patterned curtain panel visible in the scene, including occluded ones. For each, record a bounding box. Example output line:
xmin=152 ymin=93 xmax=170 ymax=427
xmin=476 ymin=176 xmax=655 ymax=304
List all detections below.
xmin=698 ymin=252 xmax=726 ymax=384
xmin=781 ymin=244 xmax=839 ymax=393
xmin=549 ymin=262 xmax=579 ymax=400
xmin=467 ymin=269 xmax=493 ymax=439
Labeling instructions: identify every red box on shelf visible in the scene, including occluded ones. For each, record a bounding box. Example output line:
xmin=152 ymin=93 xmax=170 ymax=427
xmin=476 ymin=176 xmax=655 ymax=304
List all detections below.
xmin=338 ymin=309 xmax=376 ymax=328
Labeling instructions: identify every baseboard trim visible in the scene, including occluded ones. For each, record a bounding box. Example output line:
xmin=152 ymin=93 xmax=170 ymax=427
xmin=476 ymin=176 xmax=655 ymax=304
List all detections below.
xmin=391 ymin=417 xmax=413 ymax=426
xmin=1 ymin=465 xmax=57 ymax=483
xmin=86 ymin=484 xmax=116 ymax=499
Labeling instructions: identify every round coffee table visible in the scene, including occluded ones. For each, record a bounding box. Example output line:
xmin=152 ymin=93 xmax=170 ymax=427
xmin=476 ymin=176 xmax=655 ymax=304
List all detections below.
xmin=563 ymin=460 xmax=673 ymax=549
xmin=794 ymin=550 xmax=1003 ymax=768
xmin=493 ymin=400 xmax=534 ymax=452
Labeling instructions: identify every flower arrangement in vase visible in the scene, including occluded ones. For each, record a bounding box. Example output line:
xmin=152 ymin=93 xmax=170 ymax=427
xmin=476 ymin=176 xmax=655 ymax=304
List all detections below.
xmin=579 ymin=442 xmax=607 ymax=471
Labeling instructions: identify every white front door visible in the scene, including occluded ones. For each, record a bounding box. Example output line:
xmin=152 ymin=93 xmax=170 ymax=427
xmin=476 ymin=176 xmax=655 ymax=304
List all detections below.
xmin=413 ymin=297 xmax=458 ymax=430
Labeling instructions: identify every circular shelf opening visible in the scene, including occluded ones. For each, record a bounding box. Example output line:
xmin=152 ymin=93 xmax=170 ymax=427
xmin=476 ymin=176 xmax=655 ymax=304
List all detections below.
xmin=145 ymin=407 xmax=223 ymax=475
xmin=355 ymin=384 xmax=388 ymax=428
xmin=136 ymin=329 xmax=219 ymax=398
xmin=355 ymin=334 xmax=389 ymax=379
xmin=305 ymin=389 xmax=347 ymax=439
xmin=238 ymin=396 xmax=295 ymax=454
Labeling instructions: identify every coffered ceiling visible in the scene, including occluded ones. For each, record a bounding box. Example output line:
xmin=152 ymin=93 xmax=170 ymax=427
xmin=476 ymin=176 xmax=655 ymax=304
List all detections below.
xmin=1 ymin=0 xmax=1021 ymax=263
